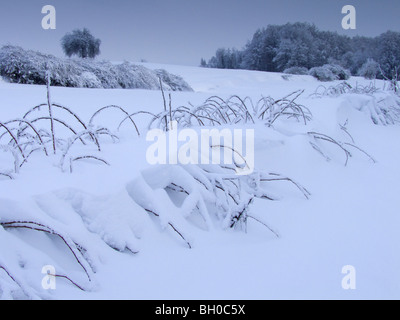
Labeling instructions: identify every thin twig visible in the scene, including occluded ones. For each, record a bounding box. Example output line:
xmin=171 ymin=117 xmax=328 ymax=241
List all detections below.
xmin=144 ymin=209 xmax=192 ymax=249
xmin=247 ymin=215 xmax=280 ymax=238
xmin=1 ymin=221 xmax=92 ymax=281
xmin=46 ymin=72 xmax=56 ymax=154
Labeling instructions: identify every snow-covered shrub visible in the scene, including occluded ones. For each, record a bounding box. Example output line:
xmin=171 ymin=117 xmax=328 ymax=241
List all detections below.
xmin=0 ymin=45 xmax=48 ymax=85
xmin=283 ymin=66 xmax=309 ymax=75
xmin=0 ymin=45 xmax=193 ymax=91
xmin=309 ymin=64 xmax=351 ymax=82
xmin=358 ymin=59 xmax=380 ymax=80
xmin=113 ymin=62 xmax=160 ymax=90
xmin=73 ymin=59 xmax=120 ymax=89
xmin=155 ymin=69 xmax=194 ymax=92
xmin=309 ymin=66 xmax=337 ymax=82
xmin=328 ymin=64 xmax=351 ymax=81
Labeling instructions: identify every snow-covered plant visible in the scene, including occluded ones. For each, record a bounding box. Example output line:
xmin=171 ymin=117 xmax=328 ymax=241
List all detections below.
xmin=310 ymin=81 xmax=379 ymax=98
xmin=283 ymin=66 xmax=309 ymax=75
xmin=309 ymin=64 xmax=351 ymax=82
xmin=309 ymin=66 xmax=336 ymax=82
xmin=310 ymin=81 xmax=400 ymax=125
xmin=381 ymin=66 xmax=399 ymax=95
xmin=256 ymin=90 xmax=312 ymax=126
xmin=155 ymin=69 xmax=194 ymax=92
xmin=0 ymin=219 xmax=95 ymax=298
xmin=366 ymin=95 xmax=400 ymax=125
xmin=127 ymin=161 xmax=310 ymax=247
xmin=0 ymin=187 xmax=143 ymax=299
xmin=0 ymin=80 xmax=120 ymax=178
xmin=308 ymin=131 xmax=376 ymax=166
xmin=147 ymin=90 xmax=312 ymax=131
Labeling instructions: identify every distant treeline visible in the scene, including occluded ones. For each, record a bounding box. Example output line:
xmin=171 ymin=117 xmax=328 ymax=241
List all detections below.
xmin=201 ymin=22 xmax=400 ymax=80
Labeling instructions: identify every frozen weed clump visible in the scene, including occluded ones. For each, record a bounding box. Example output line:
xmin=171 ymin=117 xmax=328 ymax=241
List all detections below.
xmin=147 ymin=89 xmax=312 ymax=131
xmin=127 ymin=160 xmax=311 ymax=247
xmin=308 ymin=131 xmax=376 ymax=166
xmin=310 ymin=81 xmax=379 ymax=98
xmin=0 ymin=77 xmax=125 ymax=177
xmin=310 ymin=80 xmax=400 ymax=126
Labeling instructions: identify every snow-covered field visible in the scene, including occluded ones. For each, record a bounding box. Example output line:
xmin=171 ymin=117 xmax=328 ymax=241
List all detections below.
xmin=0 ymin=63 xmax=399 ymax=300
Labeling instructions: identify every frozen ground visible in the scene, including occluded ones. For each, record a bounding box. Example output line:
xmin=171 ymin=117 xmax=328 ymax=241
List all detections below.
xmin=0 ymin=64 xmax=399 ymax=300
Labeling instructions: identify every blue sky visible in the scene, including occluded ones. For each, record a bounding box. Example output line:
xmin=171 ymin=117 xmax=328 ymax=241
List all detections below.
xmin=0 ymin=0 xmax=399 ymax=66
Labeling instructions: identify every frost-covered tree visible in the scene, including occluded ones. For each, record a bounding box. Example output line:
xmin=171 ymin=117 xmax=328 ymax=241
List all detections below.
xmin=241 ymin=25 xmax=280 ymax=71
xmin=375 ymin=31 xmax=400 ymax=80
xmin=358 ymin=58 xmax=380 ymax=79
xmin=61 ymin=28 xmax=101 ymax=59
xmin=200 ymin=58 xmax=207 ymax=67
xmin=209 ymin=23 xmax=351 ymax=73
xmin=203 ymin=23 xmax=400 ymax=78
xmin=206 ymin=48 xmax=243 ymax=69
xmin=347 ymin=36 xmax=377 ymax=75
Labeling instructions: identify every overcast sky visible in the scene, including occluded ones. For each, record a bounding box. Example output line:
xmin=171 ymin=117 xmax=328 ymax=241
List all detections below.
xmin=0 ymin=0 xmax=399 ymax=66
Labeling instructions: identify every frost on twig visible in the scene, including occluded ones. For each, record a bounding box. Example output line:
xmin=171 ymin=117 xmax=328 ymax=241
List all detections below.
xmin=0 ymin=215 xmax=94 ymax=299
xmin=308 ymin=131 xmax=376 ymax=166
xmin=0 ymin=83 xmax=129 ymax=177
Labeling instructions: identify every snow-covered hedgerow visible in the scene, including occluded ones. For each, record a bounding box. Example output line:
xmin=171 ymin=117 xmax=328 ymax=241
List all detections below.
xmin=0 ymin=45 xmax=193 ymax=91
